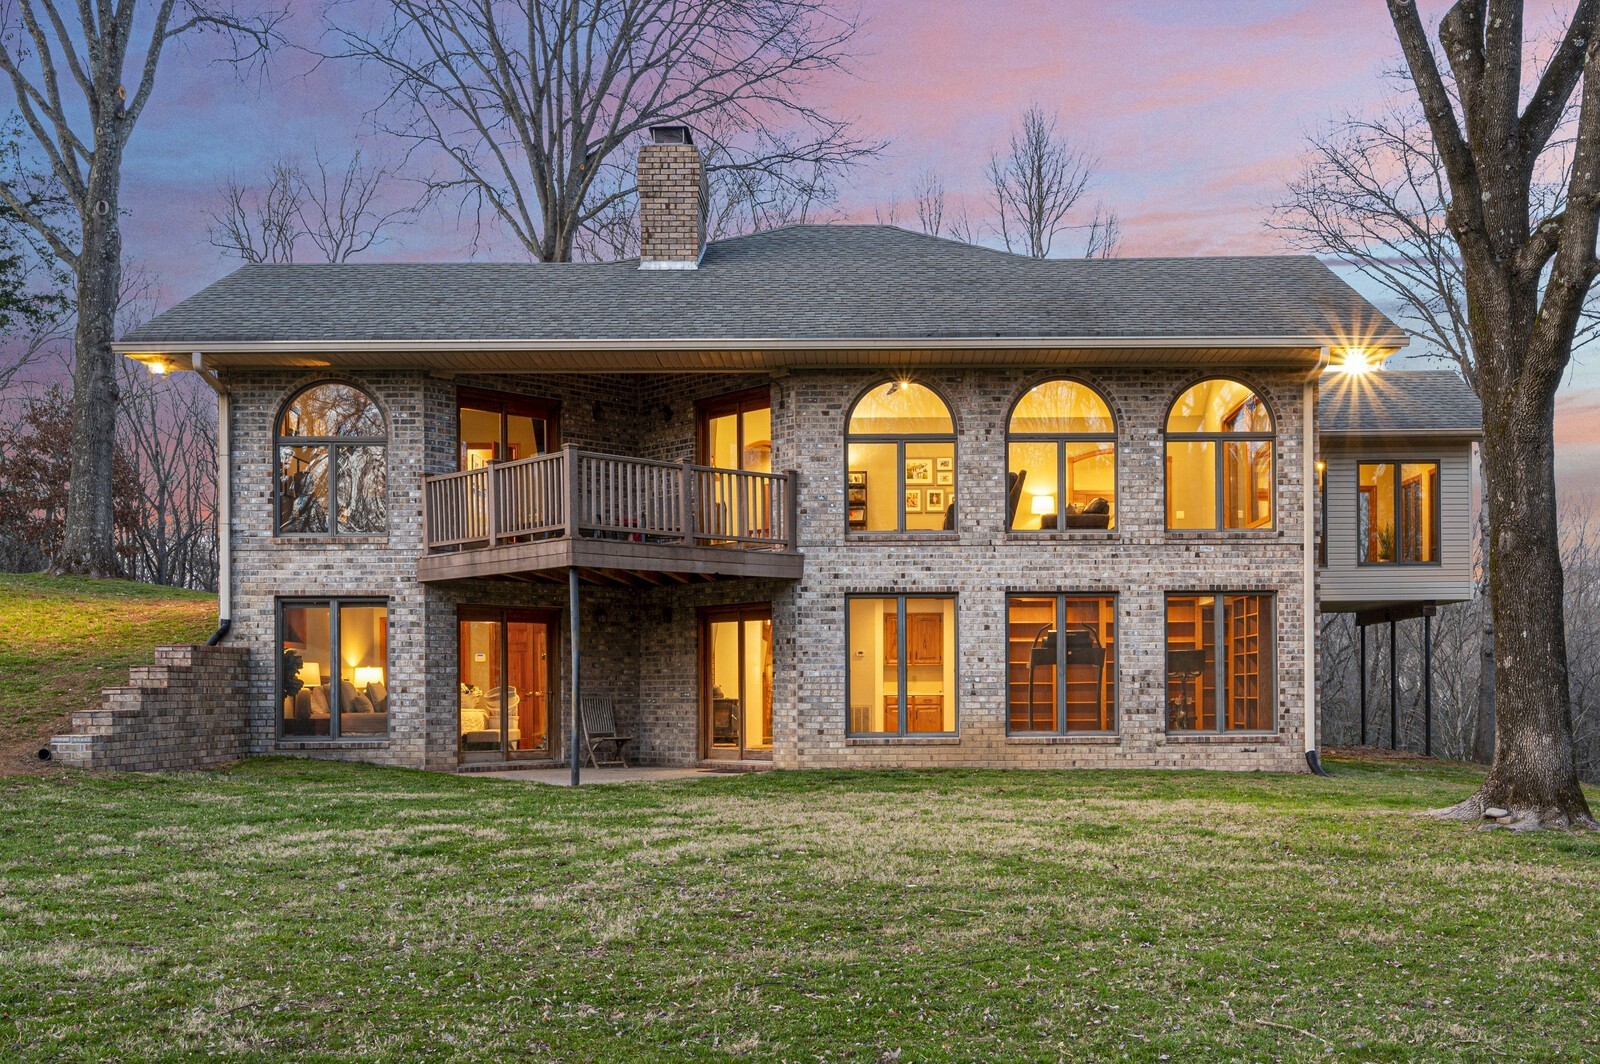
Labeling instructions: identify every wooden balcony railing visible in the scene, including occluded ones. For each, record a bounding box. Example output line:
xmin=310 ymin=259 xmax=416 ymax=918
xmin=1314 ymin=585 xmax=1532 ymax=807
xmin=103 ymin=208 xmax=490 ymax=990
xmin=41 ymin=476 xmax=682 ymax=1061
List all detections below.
xmin=422 ymin=444 xmax=798 ymax=554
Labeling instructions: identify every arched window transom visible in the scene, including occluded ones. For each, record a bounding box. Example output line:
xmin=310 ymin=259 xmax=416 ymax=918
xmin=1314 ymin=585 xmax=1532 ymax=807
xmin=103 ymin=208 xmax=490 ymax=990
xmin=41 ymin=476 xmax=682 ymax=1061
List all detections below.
xmin=845 ymin=381 xmax=956 ymax=532
xmin=1007 ymin=379 xmax=1116 ymax=531
xmin=1164 ymin=379 xmax=1274 ymax=530
xmin=276 ymin=382 xmax=388 ymax=535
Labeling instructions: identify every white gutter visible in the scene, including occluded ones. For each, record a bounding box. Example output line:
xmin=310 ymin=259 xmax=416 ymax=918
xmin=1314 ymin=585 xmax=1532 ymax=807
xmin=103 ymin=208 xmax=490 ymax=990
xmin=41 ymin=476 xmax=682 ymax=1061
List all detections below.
xmin=190 ymin=352 xmax=231 ymax=636
xmin=1304 ymin=350 xmax=1328 ymax=770
xmin=114 ymin=333 xmax=1408 ymax=357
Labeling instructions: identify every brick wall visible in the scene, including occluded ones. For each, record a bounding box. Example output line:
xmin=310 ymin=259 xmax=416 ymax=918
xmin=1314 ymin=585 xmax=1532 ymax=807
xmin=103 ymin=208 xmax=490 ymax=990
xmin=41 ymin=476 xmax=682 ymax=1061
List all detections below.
xmin=204 ymin=363 xmax=1314 ymax=775
xmin=771 ymin=366 xmax=1314 ymax=773
xmin=50 ymin=645 xmax=249 ymax=771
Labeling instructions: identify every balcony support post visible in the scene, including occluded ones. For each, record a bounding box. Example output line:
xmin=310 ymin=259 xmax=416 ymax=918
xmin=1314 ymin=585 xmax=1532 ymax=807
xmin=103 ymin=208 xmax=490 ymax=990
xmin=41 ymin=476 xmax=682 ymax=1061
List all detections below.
xmin=569 ymin=565 xmax=581 ymax=786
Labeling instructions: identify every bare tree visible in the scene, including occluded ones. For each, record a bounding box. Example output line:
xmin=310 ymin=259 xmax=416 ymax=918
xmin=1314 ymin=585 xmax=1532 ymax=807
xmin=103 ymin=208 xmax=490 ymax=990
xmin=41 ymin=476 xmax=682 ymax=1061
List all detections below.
xmin=945 ymin=199 xmax=980 ymax=245
xmin=1270 ymin=90 xmax=1506 ymax=763
xmin=986 ymin=104 xmax=1109 ymax=258
xmin=209 ymin=150 xmax=415 ymax=264
xmin=1084 ymin=206 xmax=1121 ymax=259
xmin=209 ymin=160 xmax=303 ymax=264
xmin=115 ymin=359 xmax=217 ymax=590
xmin=329 ymin=0 xmax=878 ymax=263
xmin=0 ymin=0 xmax=281 ymax=576
xmin=871 ymin=193 xmax=900 ymax=227
xmin=911 ymin=167 xmax=944 ymax=236
xmin=1381 ymin=0 xmax=1598 ymax=828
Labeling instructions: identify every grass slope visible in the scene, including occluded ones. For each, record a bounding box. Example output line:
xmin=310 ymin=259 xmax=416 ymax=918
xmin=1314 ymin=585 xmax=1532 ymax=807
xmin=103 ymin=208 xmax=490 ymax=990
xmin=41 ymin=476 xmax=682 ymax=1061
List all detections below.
xmin=0 ymin=758 xmax=1595 ymax=1061
xmin=0 ymin=574 xmax=215 ymax=770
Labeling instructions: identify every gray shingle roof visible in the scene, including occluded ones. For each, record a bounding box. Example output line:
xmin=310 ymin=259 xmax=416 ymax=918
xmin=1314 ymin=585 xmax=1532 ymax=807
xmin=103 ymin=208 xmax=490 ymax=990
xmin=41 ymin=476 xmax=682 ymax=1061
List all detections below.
xmin=123 ymin=225 xmax=1403 ymax=347
xmin=1319 ymin=370 xmax=1482 ymax=437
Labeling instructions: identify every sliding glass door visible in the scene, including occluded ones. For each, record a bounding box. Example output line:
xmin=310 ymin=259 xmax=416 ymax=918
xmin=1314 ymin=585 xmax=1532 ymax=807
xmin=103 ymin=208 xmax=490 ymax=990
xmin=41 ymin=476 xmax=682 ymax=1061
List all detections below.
xmin=701 ymin=604 xmax=773 ymax=761
xmin=458 ymin=607 xmax=556 ymax=761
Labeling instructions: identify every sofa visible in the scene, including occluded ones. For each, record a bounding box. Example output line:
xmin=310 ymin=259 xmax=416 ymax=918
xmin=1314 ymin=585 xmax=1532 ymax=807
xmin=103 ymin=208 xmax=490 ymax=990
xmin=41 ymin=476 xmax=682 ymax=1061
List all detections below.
xmin=283 ymin=679 xmax=388 ymax=736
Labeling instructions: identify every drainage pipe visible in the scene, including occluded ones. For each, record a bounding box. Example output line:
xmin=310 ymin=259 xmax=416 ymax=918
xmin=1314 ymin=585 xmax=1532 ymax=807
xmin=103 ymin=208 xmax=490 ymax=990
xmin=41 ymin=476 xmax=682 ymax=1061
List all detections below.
xmin=192 ymin=352 xmax=231 ymax=644
xmin=1303 ymin=362 xmax=1328 ymax=776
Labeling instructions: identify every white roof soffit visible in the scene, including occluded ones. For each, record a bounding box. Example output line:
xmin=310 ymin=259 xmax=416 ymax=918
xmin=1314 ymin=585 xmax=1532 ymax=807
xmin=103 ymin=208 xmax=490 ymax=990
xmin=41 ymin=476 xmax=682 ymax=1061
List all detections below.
xmin=118 ymin=335 xmax=1397 ymax=372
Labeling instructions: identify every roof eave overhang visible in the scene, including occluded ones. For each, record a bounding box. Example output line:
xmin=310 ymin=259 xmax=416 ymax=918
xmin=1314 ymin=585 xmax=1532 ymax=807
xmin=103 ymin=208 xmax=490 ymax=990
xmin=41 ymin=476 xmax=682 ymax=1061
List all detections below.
xmin=116 ymin=333 xmax=1407 ymax=373
xmin=1319 ymin=428 xmax=1483 ymax=443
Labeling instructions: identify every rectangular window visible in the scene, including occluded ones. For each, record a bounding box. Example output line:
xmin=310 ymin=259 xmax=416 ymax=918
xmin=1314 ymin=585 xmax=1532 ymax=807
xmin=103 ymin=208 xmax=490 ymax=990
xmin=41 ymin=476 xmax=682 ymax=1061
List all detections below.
xmin=848 ymin=595 xmax=956 ymax=735
xmin=1165 ymin=593 xmax=1274 ymax=733
xmin=279 ymin=599 xmax=389 ymax=739
xmin=1358 ymin=461 xmax=1439 ymax=564
xmin=1007 ymin=595 xmax=1116 ymax=733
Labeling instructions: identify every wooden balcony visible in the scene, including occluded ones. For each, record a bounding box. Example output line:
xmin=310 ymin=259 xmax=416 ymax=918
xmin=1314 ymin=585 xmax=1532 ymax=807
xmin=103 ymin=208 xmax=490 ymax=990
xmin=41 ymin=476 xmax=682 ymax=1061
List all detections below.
xmin=418 ymin=444 xmax=803 ymax=586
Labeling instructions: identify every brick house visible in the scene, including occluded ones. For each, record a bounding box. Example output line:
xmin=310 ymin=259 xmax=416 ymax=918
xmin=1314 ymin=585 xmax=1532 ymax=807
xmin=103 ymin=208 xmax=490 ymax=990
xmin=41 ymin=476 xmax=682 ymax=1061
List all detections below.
xmin=60 ymin=127 xmax=1482 ymax=775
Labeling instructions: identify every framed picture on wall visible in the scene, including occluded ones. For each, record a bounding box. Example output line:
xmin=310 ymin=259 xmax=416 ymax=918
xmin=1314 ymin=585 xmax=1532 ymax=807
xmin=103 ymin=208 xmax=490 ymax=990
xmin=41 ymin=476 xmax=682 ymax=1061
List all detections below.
xmin=936 ymin=470 xmax=953 ymax=486
xmin=847 ymin=470 xmax=867 ymax=486
xmin=905 ymin=489 xmax=923 ymax=513
xmin=905 ymin=458 xmax=933 ymax=485
xmin=935 ymin=457 xmax=954 ymax=472
xmin=926 ymin=489 xmax=946 ymax=512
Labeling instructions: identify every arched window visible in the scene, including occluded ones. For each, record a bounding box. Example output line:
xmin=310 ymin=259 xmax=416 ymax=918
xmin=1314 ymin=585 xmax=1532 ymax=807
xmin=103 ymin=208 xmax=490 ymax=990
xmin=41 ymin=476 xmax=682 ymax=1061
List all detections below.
xmin=1164 ymin=378 xmax=1274 ymax=530
xmin=1006 ymin=379 xmax=1116 ymax=531
xmin=845 ymin=381 xmax=956 ymax=532
xmin=276 ymin=382 xmax=388 ymax=535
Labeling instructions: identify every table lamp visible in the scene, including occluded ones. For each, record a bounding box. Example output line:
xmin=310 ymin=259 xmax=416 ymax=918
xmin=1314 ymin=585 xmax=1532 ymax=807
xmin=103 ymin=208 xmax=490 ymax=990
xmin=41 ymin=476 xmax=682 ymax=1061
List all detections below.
xmin=299 ymin=660 xmax=322 ymax=688
xmin=353 ymin=666 xmax=385 ymax=691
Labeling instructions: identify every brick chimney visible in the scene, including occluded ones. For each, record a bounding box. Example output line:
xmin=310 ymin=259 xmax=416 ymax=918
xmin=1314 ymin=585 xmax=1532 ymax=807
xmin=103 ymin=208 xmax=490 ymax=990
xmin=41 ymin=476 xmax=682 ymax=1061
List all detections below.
xmin=637 ymin=125 xmax=706 ymax=270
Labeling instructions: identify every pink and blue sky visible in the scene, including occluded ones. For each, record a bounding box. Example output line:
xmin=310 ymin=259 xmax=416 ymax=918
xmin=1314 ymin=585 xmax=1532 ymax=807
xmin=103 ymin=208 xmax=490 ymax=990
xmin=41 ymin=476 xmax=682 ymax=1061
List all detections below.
xmin=112 ymin=0 xmax=1598 ymax=496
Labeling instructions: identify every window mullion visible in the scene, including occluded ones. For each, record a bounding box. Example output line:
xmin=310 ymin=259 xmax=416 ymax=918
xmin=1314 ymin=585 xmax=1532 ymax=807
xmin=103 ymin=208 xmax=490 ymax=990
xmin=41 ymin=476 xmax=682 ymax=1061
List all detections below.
xmin=329 ymin=600 xmax=342 ymax=740
xmin=1056 ymin=595 xmax=1068 ymax=733
xmin=897 ymin=597 xmax=909 ymax=735
xmin=329 ymin=444 xmax=340 ymax=535
xmin=1214 ymin=596 xmax=1226 ymax=733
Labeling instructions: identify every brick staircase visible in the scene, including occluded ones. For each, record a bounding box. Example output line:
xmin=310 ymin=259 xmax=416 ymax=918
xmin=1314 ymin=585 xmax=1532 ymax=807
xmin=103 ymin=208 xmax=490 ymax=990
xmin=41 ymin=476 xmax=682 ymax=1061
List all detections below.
xmin=50 ymin=645 xmax=250 ymax=771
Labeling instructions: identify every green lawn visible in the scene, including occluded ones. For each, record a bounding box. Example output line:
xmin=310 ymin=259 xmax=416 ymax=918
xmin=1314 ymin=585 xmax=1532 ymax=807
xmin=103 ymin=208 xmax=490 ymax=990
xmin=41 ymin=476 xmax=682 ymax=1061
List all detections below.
xmin=1 ymin=759 xmax=1595 ymax=1061
xmin=0 ymin=573 xmax=216 ymax=765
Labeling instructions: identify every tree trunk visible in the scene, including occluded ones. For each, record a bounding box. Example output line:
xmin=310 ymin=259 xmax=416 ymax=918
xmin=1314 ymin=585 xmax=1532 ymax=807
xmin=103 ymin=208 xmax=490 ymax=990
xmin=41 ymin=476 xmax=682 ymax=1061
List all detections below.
xmin=1473 ymin=617 xmax=1496 ymax=763
xmin=56 ymin=140 xmax=125 ymax=576
xmin=1440 ymin=382 xmax=1594 ymax=828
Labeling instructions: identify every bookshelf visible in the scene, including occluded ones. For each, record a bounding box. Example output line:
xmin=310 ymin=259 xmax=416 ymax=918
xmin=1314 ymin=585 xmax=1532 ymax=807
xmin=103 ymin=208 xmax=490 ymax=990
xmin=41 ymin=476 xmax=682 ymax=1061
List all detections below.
xmin=1007 ymin=597 xmax=1115 ymax=732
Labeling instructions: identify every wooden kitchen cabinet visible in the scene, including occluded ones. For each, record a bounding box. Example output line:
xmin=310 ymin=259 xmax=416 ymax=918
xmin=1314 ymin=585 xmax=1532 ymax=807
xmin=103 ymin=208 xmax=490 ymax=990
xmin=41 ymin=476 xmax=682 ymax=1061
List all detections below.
xmin=882 ymin=694 xmax=946 ymax=732
xmin=884 ymin=611 xmax=943 ymax=665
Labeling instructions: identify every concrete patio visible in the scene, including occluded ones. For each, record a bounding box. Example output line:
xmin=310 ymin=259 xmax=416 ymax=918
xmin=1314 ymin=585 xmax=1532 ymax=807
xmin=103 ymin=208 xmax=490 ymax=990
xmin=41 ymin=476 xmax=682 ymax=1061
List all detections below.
xmin=465 ymin=765 xmax=742 ymax=786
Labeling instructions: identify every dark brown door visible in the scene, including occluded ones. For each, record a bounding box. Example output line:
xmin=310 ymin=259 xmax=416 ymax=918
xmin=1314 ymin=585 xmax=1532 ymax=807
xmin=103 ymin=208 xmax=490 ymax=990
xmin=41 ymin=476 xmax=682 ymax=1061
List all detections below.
xmin=697 ymin=388 xmax=772 ymax=472
xmin=458 ymin=606 xmax=558 ymax=761
xmin=458 ymin=387 xmax=560 ymax=471
xmin=701 ymin=603 xmax=774 ymax=760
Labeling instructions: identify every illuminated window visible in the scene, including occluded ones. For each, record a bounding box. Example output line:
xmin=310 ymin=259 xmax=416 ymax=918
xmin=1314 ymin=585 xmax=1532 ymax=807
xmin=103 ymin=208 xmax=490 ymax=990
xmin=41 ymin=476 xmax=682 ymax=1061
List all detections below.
xmin=847 ymin=596 xmax=957 ymax=734
xmin=845 ymin=381 xmax=956 ymax=532
xmin=1164 ymin=379 xmax=1274 ymax=530
xmin=1165 ymin=594 xmax=1274 ymax=733
xmin=279 ymin=599 xmax=389 ymax=738
xmin=1007 ymin=595 xmax=1116 ymax=733
xmin=1006 ymin=379 xmax=1116 ymax=531
xmin=276 ymin=382 xmax=387 ymax=534
xmin=1358 ymin=461 xmax=1439 ymax=564
xmin=457 ymin=388 xmax=558 ymax=471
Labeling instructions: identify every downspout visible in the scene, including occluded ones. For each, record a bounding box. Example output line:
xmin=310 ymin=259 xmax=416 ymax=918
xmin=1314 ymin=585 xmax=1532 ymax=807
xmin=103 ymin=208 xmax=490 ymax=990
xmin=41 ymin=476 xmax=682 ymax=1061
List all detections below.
xmin=192 ymin=352 xmax=231 ymax=645
xmin=1304 ymin=351 xmax=1330 ymax=776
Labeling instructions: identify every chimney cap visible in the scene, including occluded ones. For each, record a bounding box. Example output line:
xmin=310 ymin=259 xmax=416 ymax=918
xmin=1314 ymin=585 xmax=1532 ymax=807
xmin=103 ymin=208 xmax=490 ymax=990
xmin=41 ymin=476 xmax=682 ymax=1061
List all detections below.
xmin=649 ymin=124 xmax=694 ymax=146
